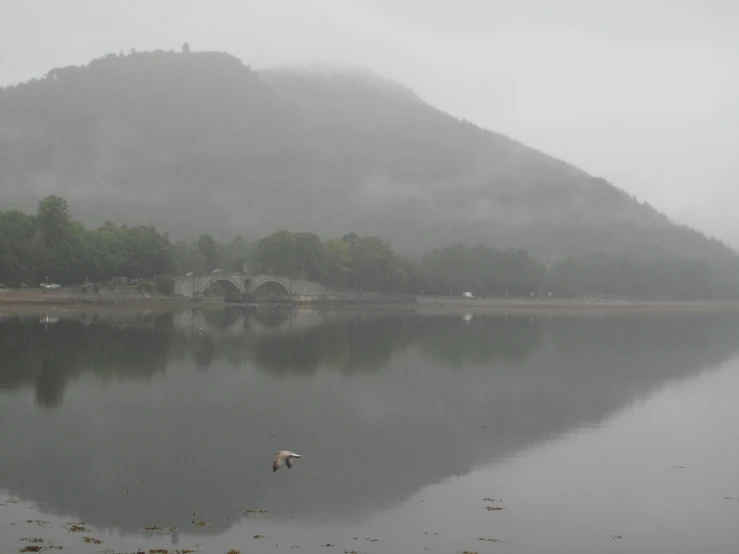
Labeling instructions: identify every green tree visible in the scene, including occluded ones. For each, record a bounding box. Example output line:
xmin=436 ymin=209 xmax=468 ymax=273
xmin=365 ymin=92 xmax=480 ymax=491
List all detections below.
xmin=0 ymin=209 xmax=38 ymax=283
xmin=197 ymin=234 xmax=219 ymax=271
xmin=37 ymin=195 xmax=72 ymax=245
xmin=257 ymin=230 xmax=298 ymax=275
xmin=185 ymin=251 xmax=207 ymax=273
xmin=324 ymin=238 xmax=353 ymax=286
xmin=155 ymin=274 xmax=175 ymax=295
xmin=293 ymin=232 xmax=325 ymax=280
xmin=0 ymin=234 xmax=21 ymax=283
xmin=224 ymin=235 xmax=258 ymax=271
xmin=227 ymin=254 xmax=245 ymax=272
xmin=349 ymin=236 xmax=399 ymax=291
xmin=342 ymin=232 xmax=358 ymax=245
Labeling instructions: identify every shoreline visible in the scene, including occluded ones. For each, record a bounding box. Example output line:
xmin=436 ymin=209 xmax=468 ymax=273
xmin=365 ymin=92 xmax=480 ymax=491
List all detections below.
xmin=412 ymin=297 xmax=739 ymax=316
xmin=2 ymin=290 xmax=739 ymax=316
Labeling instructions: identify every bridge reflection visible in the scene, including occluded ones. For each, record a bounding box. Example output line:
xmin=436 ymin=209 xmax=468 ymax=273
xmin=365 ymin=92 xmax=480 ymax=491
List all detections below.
xmin=174 ymin=307 xmax=367 ymax=338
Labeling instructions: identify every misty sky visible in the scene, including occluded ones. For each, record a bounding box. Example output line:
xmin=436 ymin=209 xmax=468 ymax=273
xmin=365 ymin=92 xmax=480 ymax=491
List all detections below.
xmin=2 ymin=0 xmax=738 ymax=245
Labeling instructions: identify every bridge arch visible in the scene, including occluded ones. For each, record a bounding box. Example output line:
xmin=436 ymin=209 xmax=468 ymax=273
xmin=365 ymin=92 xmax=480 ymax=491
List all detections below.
xmin=199 ymin=275 xmax=244 ymax=297
xmin=248 ymin=277 xmax=291 ymax=297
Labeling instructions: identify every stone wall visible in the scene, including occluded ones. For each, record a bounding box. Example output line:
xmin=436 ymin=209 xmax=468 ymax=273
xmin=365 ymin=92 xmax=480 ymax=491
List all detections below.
xmin=293 ymin=292 xmax=418 ymax=304
xmin=0 ymin=288 xmax=184 ymax=305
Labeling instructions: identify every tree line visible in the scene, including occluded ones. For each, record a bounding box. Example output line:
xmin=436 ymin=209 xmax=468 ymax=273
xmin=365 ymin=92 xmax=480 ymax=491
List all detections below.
xmin=0 ymin=195 xmax=173 ymax=286
xmin=1 ymin=195 xmax=737 ymax=299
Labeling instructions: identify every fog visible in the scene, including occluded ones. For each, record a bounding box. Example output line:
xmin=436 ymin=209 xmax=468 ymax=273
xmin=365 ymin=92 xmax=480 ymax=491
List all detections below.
xmin=1 ymin=0 xmax=738 ymax=246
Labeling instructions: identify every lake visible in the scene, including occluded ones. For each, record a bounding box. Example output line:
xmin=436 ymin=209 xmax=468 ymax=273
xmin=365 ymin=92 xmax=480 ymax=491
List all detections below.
xmin=1 ymin=307 xmax=739 ymax=554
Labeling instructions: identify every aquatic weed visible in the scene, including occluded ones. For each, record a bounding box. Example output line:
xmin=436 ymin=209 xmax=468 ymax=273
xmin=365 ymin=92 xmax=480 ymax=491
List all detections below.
xmin=64 ymin=522 xmax=91 ymax=532
xmin=18 ymin=541 xmax=63 ymax=552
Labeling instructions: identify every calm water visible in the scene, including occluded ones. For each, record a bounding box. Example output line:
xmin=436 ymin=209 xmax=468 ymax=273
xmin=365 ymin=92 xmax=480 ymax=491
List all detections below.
xmin=1 ymin=307 xmax=739 ymax=554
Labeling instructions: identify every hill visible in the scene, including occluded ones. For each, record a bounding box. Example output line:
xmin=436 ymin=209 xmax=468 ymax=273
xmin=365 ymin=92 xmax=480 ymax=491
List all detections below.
xmin=0 ymin=48 xmax=736 ymax=269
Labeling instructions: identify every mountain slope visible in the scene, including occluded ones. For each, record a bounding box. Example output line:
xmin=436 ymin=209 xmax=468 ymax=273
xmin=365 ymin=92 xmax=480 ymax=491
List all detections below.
xmin=0 ymin=48 xmax=735 ymax=268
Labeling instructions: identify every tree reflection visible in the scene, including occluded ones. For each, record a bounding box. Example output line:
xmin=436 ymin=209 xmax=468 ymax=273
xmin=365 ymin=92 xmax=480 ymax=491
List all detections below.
xmin=194 ymin=334 xmax=216 ymax=370
xmin=34 ymin=356 xmax=66 ymax=409
xmin=417 ymin=316 xmax=544 ymax=367
xmin=0 ymin=312 xmax=176 ymax=407
xmin=4 ymin=309 xmax=739 ymax=410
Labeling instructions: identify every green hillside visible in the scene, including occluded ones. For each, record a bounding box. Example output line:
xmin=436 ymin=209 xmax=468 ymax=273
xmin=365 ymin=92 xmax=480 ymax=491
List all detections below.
xmin=0 ymin=48 xmax=735 ymax=270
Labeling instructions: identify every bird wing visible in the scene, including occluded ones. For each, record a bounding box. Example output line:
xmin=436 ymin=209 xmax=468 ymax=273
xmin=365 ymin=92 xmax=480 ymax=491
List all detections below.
xmin=286 ymin=457 xmax=293 ymax=469
xmin=272 ymin=452 xmax=284 ymax=473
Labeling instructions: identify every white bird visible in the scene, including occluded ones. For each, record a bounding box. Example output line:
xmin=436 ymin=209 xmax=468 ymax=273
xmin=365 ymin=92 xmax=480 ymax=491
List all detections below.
xmin=273 ymin=450 xmax=302 ymax=472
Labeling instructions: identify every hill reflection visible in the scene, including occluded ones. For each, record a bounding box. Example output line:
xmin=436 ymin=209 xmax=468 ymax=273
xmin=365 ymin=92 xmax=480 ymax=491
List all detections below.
xmin=1 ymin=308 xmax=738 ymax=535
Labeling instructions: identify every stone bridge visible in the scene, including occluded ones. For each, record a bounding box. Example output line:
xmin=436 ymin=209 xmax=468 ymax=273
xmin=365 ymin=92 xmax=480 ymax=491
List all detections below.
xmin=173 ymin=272 xmax=328 ymax=300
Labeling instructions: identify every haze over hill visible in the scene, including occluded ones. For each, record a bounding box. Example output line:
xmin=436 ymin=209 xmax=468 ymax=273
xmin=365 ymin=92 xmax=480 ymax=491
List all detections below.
xmin=0 ymin=48 xmax=736 ymax=269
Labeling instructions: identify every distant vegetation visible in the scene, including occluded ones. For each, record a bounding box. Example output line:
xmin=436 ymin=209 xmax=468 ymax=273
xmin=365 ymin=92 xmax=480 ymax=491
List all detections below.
xmin=1 ymin=48 xmax=737 ymax=270
xmin=0 ymin=195 xmax=173 ymax=287
xmin=2 ymin=196 xmax=737 ymax=299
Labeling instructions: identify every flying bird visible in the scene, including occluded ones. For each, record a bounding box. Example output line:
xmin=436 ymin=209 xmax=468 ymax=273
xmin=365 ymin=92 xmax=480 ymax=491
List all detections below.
xmin=273 ymin=450 xmax=302 ymax=472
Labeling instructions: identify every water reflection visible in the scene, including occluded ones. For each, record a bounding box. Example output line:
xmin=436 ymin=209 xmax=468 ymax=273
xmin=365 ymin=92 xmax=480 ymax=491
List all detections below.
xmin=1 ymin=308 xmax=739 ymax=539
